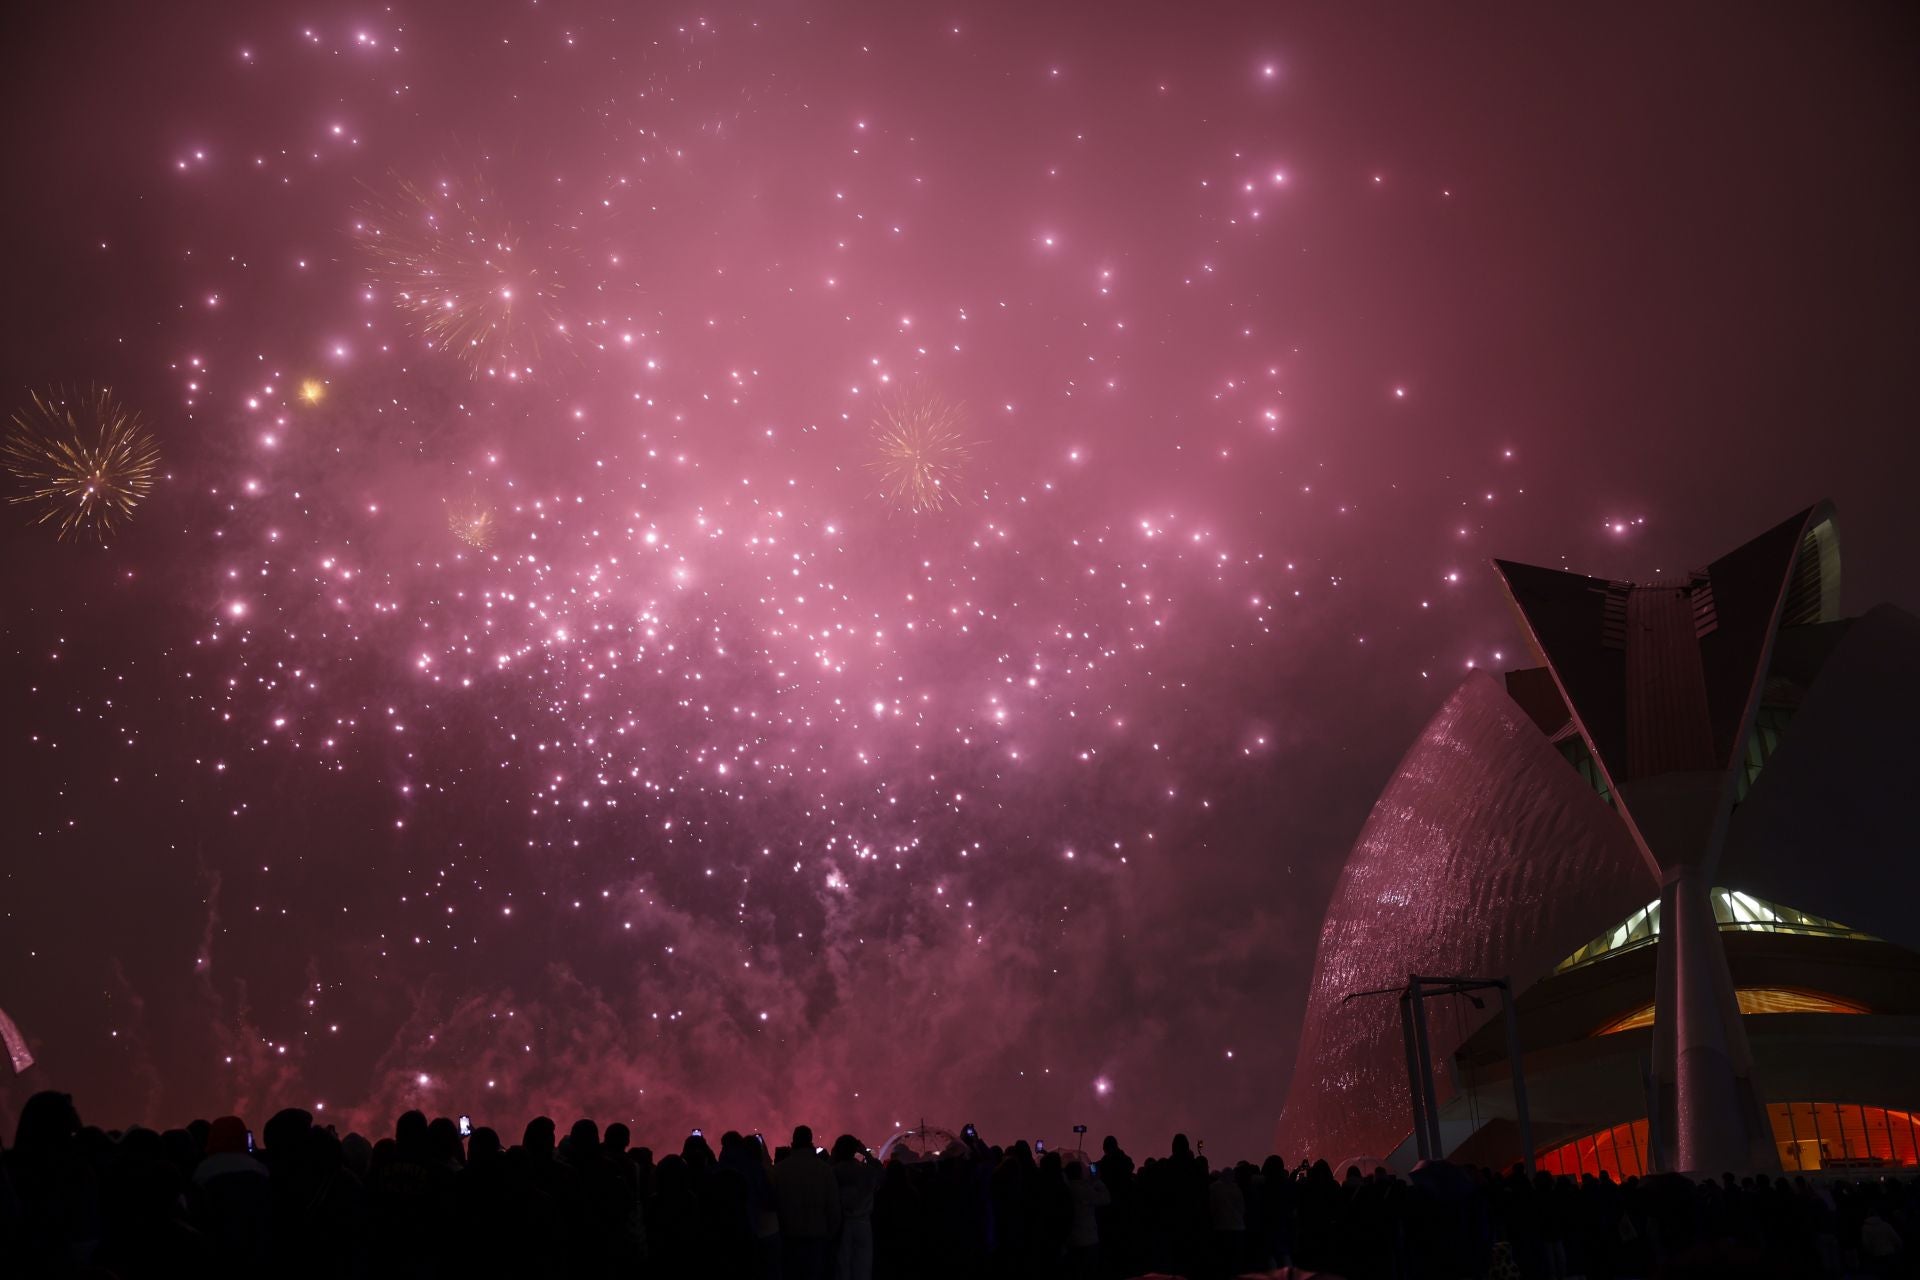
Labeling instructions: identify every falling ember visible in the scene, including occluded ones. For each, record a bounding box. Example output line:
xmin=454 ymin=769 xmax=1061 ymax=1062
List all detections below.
xmin=2 ymin=386 xmax=159 ymax=543
xmin=353 ymin=174 xmax=568 ymax=378
xmin=0 ymin=1006 xmax=31 ymax=1075
xmin=445 ymin=492 xmax=496 ymax=549
xmin=868 ymin=389 xmax=973 ymax=514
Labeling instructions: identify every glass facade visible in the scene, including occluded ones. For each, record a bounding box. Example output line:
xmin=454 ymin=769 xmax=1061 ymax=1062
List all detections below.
xmin=1538 ymin=1118 xmax=1651 ymax=1179
xmin=1555 ymin=735 xmax=1614 ymax=807
xmin=1538 ymin=1105 xmax=1920 ymax=1177
xmin=1734 ymin=704 xmax=1796 ymax=803
xmin=1593 ymin=986 xmax=1868 ymax=1036
xmin=1771 ymin=1103 xmax=1920 ymax=1171
xmin=1554 ymin=702 xmax=1793 ymax=808
xmin=1554 ymin=888 xmax=1873 ymax=974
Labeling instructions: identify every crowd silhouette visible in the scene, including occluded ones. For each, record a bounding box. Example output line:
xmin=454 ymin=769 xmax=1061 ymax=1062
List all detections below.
xmin=3 ymin=1089 xmax=1915 ymax=1278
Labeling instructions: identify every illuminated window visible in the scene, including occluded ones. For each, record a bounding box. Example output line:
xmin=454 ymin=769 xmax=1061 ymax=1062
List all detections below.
xmin=1540 ymin=1105 xmax=1920 ymax=1177
xmin=1555 ymin=889 xmax=1873 ymax=973
xmin=1770 ymin=1103 xmax=1920 ymax=1172
xmin=1593 ymin=987 xmax=1868 ymax=1036
xmin=1538 ymin=1119 xmax=1650 ymax=1180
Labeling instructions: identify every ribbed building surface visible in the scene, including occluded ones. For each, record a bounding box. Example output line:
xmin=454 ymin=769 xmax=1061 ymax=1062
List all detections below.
xmin=1275 ymin=673 xmax=1646 ymax=1166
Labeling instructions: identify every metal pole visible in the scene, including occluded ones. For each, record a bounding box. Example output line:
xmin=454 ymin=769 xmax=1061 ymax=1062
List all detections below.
xmin=1408 ymin=978 xmax=1444 ymax=1160
xmin=1399 ymin=993 xmax=1429 ymax=1161
xmin=1500 ymin=980 xmax=1535 ymax=1176
xmin=1641 ymin=1051 xmax=1662 ymax=1174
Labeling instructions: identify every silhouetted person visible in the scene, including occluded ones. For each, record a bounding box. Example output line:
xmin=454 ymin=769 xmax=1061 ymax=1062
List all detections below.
xmin=1033 ymin=1149 xmax=1074 ymax=1274
xmin=648 ymin=1152 xmax=699 ymax=1274
xmin=683 ymin=1129 xmax=718 ymax=1175
xmin=341 ymin=1130 xmax=372 ymax=1181
xmin=426 ymin=1114 xmax=465 ymax=1172
xmin=192 ymin=1114 xmax=271 ymax=1273
xmin=4 ymin=1091 xmax=96 ymax=1272
xmin=1206 ymin=1165 xmax=1246 ymax=1279
xmin=1098 ymin=1135 xmax=1133 ymax=1182
xmin=701 ymin=1130 xmax=753 ymax=1278
xmin=873 ymin=1154 xmax=925 ymax=1279
xmin=774 ymin=1124 xmax=840 ymax=1280
xmin=262 ymin=1106 xmax=313 ymax=1164
xmin=599 ymin=1121 xmax=645 ymax=1266
xmin=1860 ymin=1202 xmax=1904 ymax=1277
xmin=395 ymin=1109 xmax=430 ymax=1164
xmin=260 ymin=1107 xmax=318 ymax=1275
xmin=832 ymin=1133 xmax=882 ymax=1280
xmin=1064 ymin=1159 xmax=1109 ymax=1279
xmin=720 ymin=1129 xmax=780 ymax=1277
xmin=15 ymin=1098 xmax=1920 ymax=1280
xmin=365 ymin=1109 xmax=446 ymax=1275
xmin=91 ymin=1123 xmax=208 ymax=1276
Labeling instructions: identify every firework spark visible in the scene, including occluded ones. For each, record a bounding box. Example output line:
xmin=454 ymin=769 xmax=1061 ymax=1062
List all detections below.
xmin=353 ymin=175 xmax=567 ymax=379
xmin=868 ymin=391 xmax=973 ymax=514
xmin=2 ymin=387 xmax=159 ymax=543
xmin=445 ymin=493 xmax=496 ymax=550
xmin=0 ymin=1006 xmax=30 ymax=1076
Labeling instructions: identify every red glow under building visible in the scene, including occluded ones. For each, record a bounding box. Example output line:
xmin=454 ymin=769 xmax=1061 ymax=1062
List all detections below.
xmin=1278 ymin=504 xmax=1920 ymax=1175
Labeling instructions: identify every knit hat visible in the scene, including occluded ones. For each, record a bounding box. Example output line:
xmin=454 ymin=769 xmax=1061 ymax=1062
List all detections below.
xmin=207 ymin=1115 xmax=250 ymax=1155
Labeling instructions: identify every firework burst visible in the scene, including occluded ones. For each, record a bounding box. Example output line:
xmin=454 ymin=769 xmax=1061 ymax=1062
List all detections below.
xmin=868 ymin=391 xmax=973 ymax=514
xmin=445 ymin=493 xmax=496 ymax=550
xmin=3 ymin=387 xmax=159 ymax=543
xmin=353 ymin=175 xmax=567 ymax=379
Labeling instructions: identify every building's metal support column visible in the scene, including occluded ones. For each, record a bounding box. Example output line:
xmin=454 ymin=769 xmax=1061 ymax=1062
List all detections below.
xmin=1407 ymin=977 xmax=1443 ymax=1159
xmin=1499 ymin=982 xmax=1536 ymax=1176
xmin=1399 ymin=993 xmax=1430 ymax=1162
xmin=1650 ymin=869 xmax=1776 ymax=1174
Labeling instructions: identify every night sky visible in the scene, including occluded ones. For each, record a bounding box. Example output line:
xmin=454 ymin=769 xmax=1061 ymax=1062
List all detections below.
xmin=3 ymin=2 xmax=1916 ymax=1163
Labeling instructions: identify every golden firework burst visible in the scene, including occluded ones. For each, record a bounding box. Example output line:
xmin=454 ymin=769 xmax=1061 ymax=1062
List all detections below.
xmin=353 ymin=174 xmax=566 ymax=379
xmin=3 ymin=386 xmax=159 ymax=543
xmin=868 ymin=391 xmax=972 ymax=514
xmin=445 ymin=493 xmax=496 ymax=550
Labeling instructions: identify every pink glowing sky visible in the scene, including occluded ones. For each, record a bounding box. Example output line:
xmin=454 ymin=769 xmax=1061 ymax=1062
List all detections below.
xmin=2 ymin=2 xmax=1916 ymax=1162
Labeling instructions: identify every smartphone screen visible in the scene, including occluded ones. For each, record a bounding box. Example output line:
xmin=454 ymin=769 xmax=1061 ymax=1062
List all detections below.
xmin=458 ymin=1115 xmax=472 ymax=1138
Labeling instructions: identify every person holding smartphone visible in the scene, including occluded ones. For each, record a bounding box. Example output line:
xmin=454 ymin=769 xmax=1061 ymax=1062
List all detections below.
xmin=831 ymin=1134 xmax=883 ymax=1280
xmin=719 ymin=1131 xmax=781 ymax=1273
xmin=190 ymin=1114 xmax=271 ymax=1264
